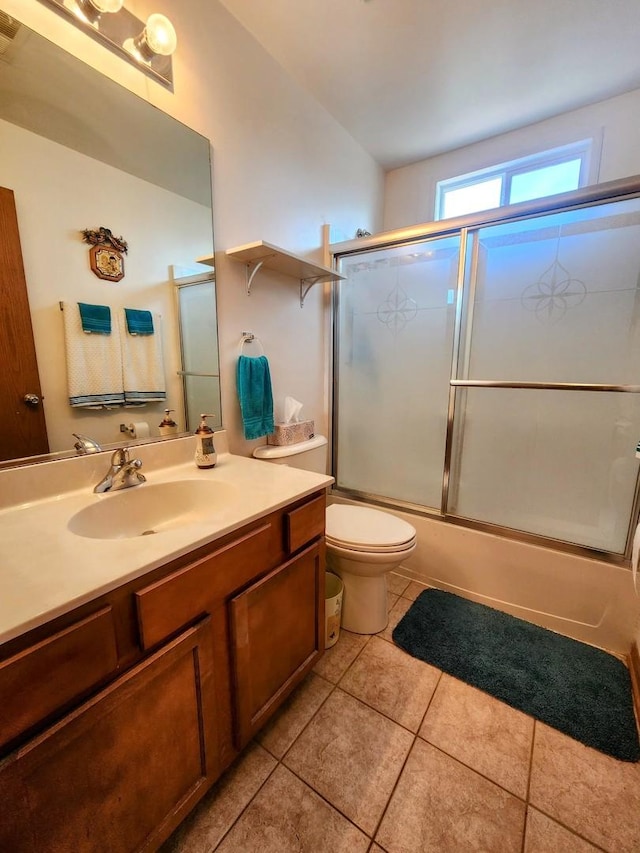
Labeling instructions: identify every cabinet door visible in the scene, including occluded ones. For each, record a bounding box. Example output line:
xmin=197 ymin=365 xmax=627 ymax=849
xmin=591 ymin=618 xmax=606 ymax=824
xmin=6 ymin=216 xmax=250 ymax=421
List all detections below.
xmin=0 ymin=618 xmax=218 ymax=853
xmin=230 ymin=541 xmax=324 ymax=747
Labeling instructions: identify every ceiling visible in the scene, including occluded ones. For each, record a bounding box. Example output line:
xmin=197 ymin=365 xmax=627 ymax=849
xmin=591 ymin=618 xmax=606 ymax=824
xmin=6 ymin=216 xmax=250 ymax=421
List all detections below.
xmin=219 ymin=0 xmax=640 ymax=171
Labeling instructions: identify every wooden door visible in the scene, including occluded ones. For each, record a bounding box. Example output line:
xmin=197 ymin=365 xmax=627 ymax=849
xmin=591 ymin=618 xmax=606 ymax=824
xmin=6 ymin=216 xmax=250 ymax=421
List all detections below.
xmin=0 ymin=187 xmax=48 ymax=461
xmin=230 ymin=541 xmax=324 ymax=747
xmin=0 ymin=618 xmax=219 ymax=853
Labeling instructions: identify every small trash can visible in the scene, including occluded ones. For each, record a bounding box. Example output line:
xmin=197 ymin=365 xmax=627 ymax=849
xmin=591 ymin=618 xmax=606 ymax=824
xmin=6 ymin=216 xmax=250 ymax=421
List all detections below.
xmin=325 ymin=572 xmax=344 ymax=649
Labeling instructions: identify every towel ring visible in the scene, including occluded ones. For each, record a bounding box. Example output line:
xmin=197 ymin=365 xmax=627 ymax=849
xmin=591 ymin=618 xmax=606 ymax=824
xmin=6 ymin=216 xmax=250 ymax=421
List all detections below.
xmin=238 ymin=333 xmax=265 ymax=357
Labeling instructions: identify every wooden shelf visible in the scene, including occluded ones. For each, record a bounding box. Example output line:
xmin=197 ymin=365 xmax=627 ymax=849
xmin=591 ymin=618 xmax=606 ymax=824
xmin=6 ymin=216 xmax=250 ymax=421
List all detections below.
xmin=225 ymin=240 xmax=345 ymax=306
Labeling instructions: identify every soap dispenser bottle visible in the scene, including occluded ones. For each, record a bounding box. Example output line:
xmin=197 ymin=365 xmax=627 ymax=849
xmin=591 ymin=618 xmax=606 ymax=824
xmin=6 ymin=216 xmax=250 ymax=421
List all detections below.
xmin=194 ymin=414 xmax=217 ymax=469
xmin=158 ymin=409 xmax=178 ymax=437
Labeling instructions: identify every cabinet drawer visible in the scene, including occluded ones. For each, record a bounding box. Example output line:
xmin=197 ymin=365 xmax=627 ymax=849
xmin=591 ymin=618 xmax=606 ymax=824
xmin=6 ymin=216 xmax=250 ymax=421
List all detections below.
xmin=136 ymin=522 xmax=273 ymax=650
xmin=0 ymin=606 xmax=118 ymax=751
xmin=285 ymin=494 xmax=325 ymax=554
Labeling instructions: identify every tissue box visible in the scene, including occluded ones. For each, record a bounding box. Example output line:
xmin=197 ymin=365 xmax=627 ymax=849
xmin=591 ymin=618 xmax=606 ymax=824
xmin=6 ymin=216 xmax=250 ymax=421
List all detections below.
xmin=268 ymin=420 xmax=315 ymax=446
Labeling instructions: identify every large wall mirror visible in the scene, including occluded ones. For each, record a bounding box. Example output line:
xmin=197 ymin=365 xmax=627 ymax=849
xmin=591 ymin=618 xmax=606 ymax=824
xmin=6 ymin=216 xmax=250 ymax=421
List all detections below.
xmin=0 ymin=8 xmax=221 ymax=467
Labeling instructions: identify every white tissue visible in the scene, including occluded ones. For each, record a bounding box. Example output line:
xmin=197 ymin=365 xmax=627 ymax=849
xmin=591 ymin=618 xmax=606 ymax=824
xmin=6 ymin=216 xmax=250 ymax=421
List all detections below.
xmin=284 ymin=396 xmax=303 ymax=424
xmin=632 ymin=523 xmax=640 ymax=595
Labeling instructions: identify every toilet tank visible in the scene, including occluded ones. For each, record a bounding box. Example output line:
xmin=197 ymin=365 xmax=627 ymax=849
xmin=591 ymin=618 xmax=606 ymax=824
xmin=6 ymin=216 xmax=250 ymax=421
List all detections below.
xmin=253 ymin=435 xmax=328 ymax=473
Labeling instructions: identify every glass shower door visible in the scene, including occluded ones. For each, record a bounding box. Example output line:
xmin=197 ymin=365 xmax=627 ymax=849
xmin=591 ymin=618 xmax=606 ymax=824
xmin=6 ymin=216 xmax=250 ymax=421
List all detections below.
xmin=448 ymin=197 xmax=640 ymax=553
xmin=335 ymin=235 xmax=462 ymax=509
xmin=176 ymin=279 xmax=221 ymax=431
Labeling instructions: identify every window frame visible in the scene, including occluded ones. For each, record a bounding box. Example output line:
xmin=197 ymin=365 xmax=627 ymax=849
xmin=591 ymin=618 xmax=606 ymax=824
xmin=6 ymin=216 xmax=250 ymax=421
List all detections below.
xmin=435 ymin=140 xmax=594 ymax=221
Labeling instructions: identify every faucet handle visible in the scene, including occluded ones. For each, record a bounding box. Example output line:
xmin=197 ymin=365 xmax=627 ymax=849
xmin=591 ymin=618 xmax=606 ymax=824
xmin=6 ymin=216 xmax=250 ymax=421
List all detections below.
xmin=111 ymin=448 xmax=129 ymax=467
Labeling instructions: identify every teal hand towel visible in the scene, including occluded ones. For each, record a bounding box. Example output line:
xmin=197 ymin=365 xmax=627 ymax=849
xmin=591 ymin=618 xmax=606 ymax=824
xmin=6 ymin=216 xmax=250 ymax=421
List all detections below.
xmin=124 ymin=308 xmax=154 ymax=335
xmin=78 ymin=302 xmax=111 ymax=334
xmin=237 ymin=355 xmax=274 ymax=440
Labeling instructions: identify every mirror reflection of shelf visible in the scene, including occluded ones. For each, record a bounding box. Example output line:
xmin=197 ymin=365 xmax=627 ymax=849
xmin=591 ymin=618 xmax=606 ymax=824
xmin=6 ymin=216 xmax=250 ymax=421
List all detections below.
xmin=224 ymin=241 xmax=345 ymax=307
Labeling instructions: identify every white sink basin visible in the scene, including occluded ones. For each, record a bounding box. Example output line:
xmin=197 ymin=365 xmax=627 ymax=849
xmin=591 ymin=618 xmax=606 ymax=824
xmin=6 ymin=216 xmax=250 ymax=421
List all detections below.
xmin=68 ymin=480 xmax=239 ymax=539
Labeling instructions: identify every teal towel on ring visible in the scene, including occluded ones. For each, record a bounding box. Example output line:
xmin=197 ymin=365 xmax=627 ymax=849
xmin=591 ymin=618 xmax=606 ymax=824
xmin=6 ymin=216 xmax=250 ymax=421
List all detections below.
xmin=237 ymin=355 xmax=274 ymax=440
xmin=124 ymin=308 xmax=154 ymax=335
xmin=78 ymin=301 xmax=111 ymax=334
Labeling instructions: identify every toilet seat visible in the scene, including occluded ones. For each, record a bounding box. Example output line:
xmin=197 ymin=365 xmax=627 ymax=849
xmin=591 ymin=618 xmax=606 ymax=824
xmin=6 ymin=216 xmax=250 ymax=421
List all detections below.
xmin=326 ymin=504 xmax=416 ymax=554
xmin=325 ymin=534 xmax=416 ymax=554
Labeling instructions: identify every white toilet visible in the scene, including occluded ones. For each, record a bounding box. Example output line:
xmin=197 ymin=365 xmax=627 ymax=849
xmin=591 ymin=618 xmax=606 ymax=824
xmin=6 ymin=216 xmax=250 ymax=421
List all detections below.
xmin=253 ymin=436 xmax=417 ymax=634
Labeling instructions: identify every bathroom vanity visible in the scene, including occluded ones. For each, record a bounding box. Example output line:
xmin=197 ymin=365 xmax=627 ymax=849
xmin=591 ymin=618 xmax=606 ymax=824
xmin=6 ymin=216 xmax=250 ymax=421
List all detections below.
xmin=0 ymin=440 xmax=331 ymax=851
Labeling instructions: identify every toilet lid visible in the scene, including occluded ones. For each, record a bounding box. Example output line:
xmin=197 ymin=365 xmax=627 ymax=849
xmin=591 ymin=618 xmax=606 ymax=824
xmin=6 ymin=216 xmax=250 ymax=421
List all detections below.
xmin=325 ymin=504 xmax=416 ymax=552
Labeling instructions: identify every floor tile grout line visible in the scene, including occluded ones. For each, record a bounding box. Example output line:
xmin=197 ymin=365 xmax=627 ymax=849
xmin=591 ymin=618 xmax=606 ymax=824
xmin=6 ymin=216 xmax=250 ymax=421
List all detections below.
xmin=525 ymin=719 xmax=537 ymax=802
xmin=270 ymin=675 xmax=339 ymax=764
xmin=333 ymin=632 xmax=374 ymax=687
xmin=272 ymin=676 xmax=617 ymax=853
xmin=362 ymin=603 xmax=440 ymax=846
xmin=211 ymin=666 xmax=350 ymax=850
xmin=422 ymin=738 xmax=529 ymax=806
xmin=277 ymin=634 xmax=421 ymax=844
xmin=336 ymin=653 xmax=443 ymax=736
xmin=190 ymin=662 xmax=619 ymax=853
xmin=210 ymin=750 xmax=280 ymax=852
xmin=525 ymin=802 xmax=611 ymax=853
xmin=417 ymin=667 xmax=444 ymax=729
xmin=276 ymin=677 xmax=416 ymax=831
xmin=518 ymin=715 xmax=538 ymax=853
xmin=280 ymin=757 xmax=375 ymax=843
xmin=210 ymin=731 xmax=604 ymax=853
xmin=314 ymin=631 xmax=371 ymax=684
xmin=368 ymin=728 xmax=418 ymax=845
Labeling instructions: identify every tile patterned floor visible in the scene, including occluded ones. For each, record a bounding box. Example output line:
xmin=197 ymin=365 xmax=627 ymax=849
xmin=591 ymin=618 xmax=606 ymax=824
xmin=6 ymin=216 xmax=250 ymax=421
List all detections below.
xmin=162 ymin=575 xmax=640 ymax=853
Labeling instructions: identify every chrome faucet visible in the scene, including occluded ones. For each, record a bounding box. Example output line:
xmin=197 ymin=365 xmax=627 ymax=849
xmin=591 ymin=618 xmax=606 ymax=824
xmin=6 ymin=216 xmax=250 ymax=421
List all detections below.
xmin=94 ymin=448 xmax=146 ymax=494
xmin=73 ymin=433 xmax=103 ymax=454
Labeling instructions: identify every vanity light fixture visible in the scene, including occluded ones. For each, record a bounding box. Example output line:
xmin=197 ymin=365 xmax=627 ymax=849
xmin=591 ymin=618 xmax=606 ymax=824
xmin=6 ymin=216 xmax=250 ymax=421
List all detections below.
xmin=37 ymin=0 xmax=176 ymax=89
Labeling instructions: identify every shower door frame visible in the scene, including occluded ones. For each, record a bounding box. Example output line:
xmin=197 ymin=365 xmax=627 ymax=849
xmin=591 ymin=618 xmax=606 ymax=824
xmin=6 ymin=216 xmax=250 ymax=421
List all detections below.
xmin=330 ymin=174 xmax=640 ymax=566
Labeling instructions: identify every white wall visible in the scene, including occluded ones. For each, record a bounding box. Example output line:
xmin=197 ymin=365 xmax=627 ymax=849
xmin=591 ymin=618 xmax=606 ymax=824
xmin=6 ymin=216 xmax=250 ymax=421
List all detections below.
xmin=384 ymin=87 xmax=640 ymax=231
xmin=2 ymin=0 xmax=384 ymax=457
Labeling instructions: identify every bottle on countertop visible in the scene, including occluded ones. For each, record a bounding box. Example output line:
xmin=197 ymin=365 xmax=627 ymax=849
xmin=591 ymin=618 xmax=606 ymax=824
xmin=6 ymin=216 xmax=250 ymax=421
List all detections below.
xmin=158 ymin=409 xmax=178 ymax=437
xmin=194 ymin=414 xmax=217 ymax=469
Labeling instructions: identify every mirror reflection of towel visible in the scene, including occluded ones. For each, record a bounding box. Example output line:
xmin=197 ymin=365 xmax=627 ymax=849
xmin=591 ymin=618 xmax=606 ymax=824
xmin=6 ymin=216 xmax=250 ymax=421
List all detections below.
xmin=119 ymin=311 xmax=166 ymax=404
xmin=237 ymin=355 xmax=274 ymax=440
xmin=124 ymin=308 xmax=154 ymax=335
xmin=78 ymin=301 xmax=111 ymax=334
xmin=63 ymin=302 xmax=124 ymax=407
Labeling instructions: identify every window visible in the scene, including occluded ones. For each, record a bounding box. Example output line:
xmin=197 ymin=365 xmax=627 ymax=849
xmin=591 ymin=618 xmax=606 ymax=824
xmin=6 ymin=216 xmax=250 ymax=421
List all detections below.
xmin=435 ymin=141 xmax=592 ymax=221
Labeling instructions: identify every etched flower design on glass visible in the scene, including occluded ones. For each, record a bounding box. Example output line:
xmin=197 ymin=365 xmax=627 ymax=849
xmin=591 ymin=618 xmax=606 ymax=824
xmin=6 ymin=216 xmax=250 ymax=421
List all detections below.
xmin=521 ymin=250 xmax=586 ymax=323
xmin=377 ymin=285 xmax=418 ymax=333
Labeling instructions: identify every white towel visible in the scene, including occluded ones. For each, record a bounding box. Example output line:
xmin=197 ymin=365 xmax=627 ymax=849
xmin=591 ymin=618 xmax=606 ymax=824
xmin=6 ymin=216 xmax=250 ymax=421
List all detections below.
xmin=119 ymin=310 xmax=166 ymax=404
xmin=62 ymin=301 xmax=125 ymax=407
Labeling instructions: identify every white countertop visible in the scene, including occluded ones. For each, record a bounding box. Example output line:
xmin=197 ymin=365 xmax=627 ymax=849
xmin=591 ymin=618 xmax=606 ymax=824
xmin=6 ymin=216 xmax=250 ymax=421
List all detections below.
xmin=0 ymin=448 xmax=333 ymax=646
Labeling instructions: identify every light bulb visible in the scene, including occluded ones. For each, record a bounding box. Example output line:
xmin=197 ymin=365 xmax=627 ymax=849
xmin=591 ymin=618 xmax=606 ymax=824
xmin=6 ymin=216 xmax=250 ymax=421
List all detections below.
xmin=144 ymin=14 xmax=177 ymax=56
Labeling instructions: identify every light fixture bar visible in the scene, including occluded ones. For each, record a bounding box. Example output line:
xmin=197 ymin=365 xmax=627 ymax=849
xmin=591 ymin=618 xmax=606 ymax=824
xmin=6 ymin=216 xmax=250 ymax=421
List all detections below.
xmin=36 ymin=0 xmax=175 ymax=89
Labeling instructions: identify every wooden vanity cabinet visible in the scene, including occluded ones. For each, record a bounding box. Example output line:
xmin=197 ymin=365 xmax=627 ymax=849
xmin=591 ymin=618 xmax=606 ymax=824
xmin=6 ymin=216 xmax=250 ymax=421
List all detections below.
xmin=135 ymin=491 xmax=326 ymax=766
xmin=0 ymin=488 xmax=326 ymax=852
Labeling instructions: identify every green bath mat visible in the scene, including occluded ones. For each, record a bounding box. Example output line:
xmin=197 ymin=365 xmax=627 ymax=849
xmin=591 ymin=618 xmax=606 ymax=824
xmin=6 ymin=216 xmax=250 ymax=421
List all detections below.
xmin=392 ymin=589 xmax=640 ymax=762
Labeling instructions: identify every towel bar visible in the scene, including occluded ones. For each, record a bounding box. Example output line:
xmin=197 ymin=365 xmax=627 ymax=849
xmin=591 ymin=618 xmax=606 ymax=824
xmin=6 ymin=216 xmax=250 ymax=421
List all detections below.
xmin=238 ymin=332 xmax=265 ymax=356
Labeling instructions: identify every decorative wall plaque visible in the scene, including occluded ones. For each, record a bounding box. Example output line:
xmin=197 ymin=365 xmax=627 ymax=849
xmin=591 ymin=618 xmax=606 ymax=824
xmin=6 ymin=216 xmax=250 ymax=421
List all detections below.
xmin=81 ymin=226 xmax=128 ymax=282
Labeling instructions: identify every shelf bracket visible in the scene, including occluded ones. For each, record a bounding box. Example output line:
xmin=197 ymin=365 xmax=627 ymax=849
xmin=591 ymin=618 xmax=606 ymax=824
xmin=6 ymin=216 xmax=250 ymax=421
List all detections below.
xmin=245 ymin=260 xmax=264 ymax=296
xmin=299 ymin=275 xmax=326 ymax=308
